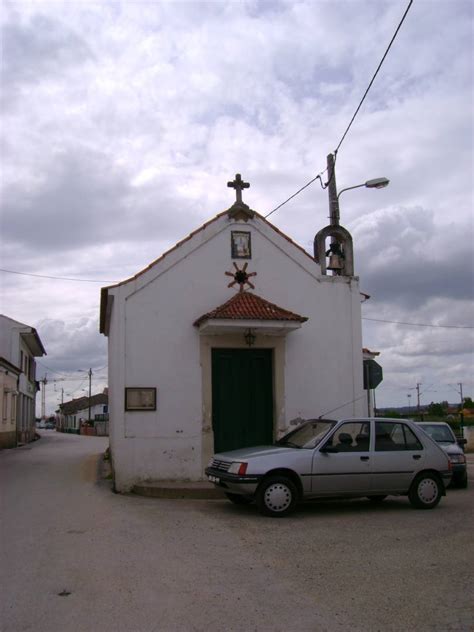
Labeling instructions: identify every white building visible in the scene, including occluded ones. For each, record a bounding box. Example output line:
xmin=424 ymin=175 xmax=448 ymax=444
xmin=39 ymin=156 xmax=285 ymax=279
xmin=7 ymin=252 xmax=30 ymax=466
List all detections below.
xmin=0 ymin=357 xmax=21 ymax=449
xmin=0 ymin=315 xmax=46 ymax=445
xmin=100 ymin=176 xmax=367 ymax=491
xmin=57 ymin=392 xmax=109 ymax=433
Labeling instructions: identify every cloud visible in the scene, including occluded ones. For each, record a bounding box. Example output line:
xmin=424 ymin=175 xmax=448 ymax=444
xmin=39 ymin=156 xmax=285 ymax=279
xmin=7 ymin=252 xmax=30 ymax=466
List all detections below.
xmin=1 ymin=13 xmax=92 ymax=108
xmin=1 ymin=1 xmax=472 ymax=410
xmin=353 ymin=206 xmax=474 ymax=308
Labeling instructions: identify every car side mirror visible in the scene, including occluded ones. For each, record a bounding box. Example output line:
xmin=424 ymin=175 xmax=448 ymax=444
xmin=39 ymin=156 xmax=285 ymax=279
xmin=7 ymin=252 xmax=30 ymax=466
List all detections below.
xmin=320 ymin=445 xmax=338 ymax=454
xmin=457 ymin=438 xmax=467 ymax=446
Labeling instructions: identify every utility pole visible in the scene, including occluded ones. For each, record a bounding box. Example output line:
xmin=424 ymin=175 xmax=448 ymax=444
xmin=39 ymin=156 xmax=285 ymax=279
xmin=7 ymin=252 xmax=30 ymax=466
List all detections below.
xmin=459 ymin=382 xmax=464 ymax=430
xmin=327 ymin=153 xmax=340 ymax=226
xmin=416 ymin=383 xmax=421 ymax=413
xmin=41 ymin=374 xmax=47 ymax=419
xmin=88 ymin=368 xmax=92 ymax=422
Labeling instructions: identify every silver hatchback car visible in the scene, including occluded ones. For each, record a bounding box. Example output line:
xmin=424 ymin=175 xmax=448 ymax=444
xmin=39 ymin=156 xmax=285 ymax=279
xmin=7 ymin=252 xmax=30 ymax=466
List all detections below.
xmin=205 ymin=417 xmax=452 ymax=516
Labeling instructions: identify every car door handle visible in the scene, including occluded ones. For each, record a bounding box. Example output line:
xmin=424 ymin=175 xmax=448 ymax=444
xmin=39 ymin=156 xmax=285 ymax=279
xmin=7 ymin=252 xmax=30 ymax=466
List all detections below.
xmin=412 ymin=455 xmax=421 ymax=460
xmin=360 ymin=456 xmax=370 ymax=461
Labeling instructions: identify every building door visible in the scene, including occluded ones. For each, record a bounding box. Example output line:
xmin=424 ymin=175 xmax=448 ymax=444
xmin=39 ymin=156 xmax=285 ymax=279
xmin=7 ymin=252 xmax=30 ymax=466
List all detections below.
xmin=212 ymin=348 xmax=273 ymax=453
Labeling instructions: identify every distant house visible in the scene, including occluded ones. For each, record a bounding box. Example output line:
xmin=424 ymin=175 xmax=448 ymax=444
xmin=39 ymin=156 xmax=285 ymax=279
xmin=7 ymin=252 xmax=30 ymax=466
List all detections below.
xmin=100 ymin=175 xmax=368 ymax=492
xmin=57 ymin=392 xmax=109 ymax=434
xmin=0 ymin=315 xmax=46 ymax=446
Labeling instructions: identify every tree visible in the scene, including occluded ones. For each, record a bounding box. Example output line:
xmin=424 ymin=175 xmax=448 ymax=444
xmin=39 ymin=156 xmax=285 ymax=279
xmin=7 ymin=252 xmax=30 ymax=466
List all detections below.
xmin=427 ymin=402 xmax=445 ymax=417
xmin=462 ymin=397 xmax=474 ymax=409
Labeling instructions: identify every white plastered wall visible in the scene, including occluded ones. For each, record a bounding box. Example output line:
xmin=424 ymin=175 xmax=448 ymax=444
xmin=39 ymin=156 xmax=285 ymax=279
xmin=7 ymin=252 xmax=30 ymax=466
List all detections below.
xmin=106 ymin=214 xmax=365 ymax=491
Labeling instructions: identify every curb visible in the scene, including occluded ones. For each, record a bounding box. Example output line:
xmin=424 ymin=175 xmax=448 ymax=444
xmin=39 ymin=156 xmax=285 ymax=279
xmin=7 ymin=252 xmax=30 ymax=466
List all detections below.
xmin=132 ymin=482 xmax=225 ymax=500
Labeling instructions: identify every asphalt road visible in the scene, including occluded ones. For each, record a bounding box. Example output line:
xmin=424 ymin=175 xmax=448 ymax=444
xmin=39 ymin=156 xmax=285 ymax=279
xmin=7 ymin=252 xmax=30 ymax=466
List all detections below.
xmin=1 ymin=431 xmax=473 ymax=632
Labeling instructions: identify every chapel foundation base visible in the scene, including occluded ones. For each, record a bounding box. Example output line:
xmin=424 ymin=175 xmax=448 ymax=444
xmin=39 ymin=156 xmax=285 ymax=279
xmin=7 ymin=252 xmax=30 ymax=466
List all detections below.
xmin=132 ymin=481 xmax=225 ymax=499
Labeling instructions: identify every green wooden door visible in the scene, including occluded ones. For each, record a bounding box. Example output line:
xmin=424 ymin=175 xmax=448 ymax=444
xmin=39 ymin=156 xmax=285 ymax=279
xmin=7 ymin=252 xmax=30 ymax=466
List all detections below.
xmin=212 ymin=348 xmax=274 ymax=453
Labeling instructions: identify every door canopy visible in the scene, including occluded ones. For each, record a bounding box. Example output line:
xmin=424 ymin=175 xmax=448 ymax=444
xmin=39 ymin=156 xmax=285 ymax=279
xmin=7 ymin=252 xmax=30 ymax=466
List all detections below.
xmin=194 ymin=291 xmax=308 ymax=336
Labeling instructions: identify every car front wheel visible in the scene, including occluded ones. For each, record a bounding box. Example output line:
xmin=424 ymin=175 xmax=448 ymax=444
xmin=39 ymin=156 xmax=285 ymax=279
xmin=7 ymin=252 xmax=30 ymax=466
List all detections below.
xmin=256 ymin=476 xmax=298 ymax=517
xmin=408 ymin=473 xmax=442 ymax=509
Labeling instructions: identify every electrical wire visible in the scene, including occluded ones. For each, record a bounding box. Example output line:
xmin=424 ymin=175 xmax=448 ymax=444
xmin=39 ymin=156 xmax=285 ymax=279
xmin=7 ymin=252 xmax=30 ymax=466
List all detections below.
xmin=0 ymin=268 xmax=115 ymax=283
xmin=265 ymin=172 xmax=326 ymax=219
xmin=362 ymin=317 xmax=473 ymax=330
xmin=335 ymin=0 xmax=414 ymax=154
xmin=265 ymin=0 xmax=413 ymax=219
xmin=318 ymin=394 xmax=367 ymax=418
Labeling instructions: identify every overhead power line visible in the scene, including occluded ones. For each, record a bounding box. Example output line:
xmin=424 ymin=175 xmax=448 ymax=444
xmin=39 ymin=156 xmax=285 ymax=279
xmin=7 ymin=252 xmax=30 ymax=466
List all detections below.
xmin=0 ymin=268 xmax=115 ymax=283
xmin=266 ymin=0 xmax=414 ymax=218
xmin=265 ymin=173 xmax=326 ymax=219
xmin=335 ymin=0 xmax=414 ymax=153
xmin=363 ymin=317 xmax=474 ymax=330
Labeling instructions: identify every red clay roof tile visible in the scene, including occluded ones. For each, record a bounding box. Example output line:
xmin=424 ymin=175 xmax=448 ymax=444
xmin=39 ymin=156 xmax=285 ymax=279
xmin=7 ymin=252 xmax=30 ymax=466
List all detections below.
xmin=194 ymin=291 xmax=308 ymax=326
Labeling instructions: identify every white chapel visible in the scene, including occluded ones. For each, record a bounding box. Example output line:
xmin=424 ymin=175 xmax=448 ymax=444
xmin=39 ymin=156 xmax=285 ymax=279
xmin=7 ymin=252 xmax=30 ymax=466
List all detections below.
xmin=100 ymin=174 xmax=366 ymax=492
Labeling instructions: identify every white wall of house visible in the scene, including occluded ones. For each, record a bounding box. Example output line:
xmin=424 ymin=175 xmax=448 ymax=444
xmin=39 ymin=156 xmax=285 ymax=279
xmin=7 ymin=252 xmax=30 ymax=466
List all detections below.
xmin=105 ymin=214 xmax=365 ymax=491
xmin=0 ymin=365 xmax=19 ymax=448
xmin=58 ymin=402 xmax=108 ymax=430
xmin=0 ymin=315 xmax=44 ymax=444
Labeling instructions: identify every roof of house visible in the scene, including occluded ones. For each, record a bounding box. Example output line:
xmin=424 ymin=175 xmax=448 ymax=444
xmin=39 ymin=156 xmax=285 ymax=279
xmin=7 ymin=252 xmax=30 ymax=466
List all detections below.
xmin=194 ymin=291 xmax=308 ymax=326
xmin=0 ymin=314 xmax=47 ymax=356
xmin=59 ymin=393 xmax=108 ymax=415
xmin=100 ymin=209 xmax=315 ymax=333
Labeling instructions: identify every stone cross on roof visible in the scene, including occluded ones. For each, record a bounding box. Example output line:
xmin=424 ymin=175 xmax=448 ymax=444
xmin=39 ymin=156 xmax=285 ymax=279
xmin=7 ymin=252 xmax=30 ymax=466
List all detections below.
xmin=227 ymin=173 xmax=250 ymax=204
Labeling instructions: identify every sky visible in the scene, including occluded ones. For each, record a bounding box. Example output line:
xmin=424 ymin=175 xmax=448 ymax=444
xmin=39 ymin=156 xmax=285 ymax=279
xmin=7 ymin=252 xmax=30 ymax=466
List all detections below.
xmin=0 ymin=0 xmax=473 ymax=416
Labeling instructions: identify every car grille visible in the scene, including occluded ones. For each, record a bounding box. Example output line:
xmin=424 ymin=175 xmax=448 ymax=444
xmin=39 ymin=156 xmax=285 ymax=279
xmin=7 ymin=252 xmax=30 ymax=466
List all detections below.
xmin=211 ymin=458 xmax=231 ymax=472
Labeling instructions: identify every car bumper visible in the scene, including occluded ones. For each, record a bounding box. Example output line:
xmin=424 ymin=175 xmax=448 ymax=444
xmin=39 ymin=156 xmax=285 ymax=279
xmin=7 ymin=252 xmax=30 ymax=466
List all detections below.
xmin=205 ymin=467 xmax=262 ymax=495
xmin=450 ymin=463 xmax=467 ymax=483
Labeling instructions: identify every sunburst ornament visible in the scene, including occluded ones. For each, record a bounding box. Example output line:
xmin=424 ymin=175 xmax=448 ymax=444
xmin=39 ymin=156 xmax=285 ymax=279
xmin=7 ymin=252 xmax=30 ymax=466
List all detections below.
xmin=225 ymin=262 xmax=257 ymax=292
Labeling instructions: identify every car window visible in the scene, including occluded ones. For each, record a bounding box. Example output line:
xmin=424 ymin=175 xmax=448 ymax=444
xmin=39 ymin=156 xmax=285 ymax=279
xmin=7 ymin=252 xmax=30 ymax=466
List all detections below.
xmin=323 ymin=422 xmax=370 ymax=452
xmin=375 ymin=422 xmax=423 ymax=451
xmin=419 ymin=424 xmax=455 ymax=443
xmin=277 ymin=420 xmax=336 ymax=449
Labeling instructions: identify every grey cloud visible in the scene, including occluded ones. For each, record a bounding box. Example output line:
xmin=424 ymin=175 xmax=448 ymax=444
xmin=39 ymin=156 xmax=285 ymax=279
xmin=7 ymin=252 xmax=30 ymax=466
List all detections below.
xmin=1 ymin=14 xmax=92 ymax=106
xmin=1 ymin=148 xmax=200 ymax=256
xmin=36 ymin=316 xmax=106 ymax=375
xmin=353 ymin=206 xmax=474 ymax=308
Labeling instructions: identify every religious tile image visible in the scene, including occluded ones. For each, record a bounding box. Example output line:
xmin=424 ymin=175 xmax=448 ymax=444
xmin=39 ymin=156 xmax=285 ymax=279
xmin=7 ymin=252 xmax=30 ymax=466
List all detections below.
xmin=125 ymin=387 xmax=157 ymax=411
xmin=231 ymin=231 xmax=251 ymax=259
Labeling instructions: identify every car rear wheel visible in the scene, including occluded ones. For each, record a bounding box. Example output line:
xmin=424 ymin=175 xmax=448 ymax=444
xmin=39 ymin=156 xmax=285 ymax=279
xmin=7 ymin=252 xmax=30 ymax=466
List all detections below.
xmin=256 ymin=476 xmax=298 ymax=517
xmin=225 ymin=492 xmax=253 ymax=505
xmin=408 ymin=473 xmax=442 ymax=509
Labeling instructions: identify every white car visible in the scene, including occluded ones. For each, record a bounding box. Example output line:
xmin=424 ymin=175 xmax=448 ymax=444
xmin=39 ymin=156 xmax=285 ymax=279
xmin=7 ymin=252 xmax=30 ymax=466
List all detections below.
xmin=206 ymin=417 xmax=452 ymax=517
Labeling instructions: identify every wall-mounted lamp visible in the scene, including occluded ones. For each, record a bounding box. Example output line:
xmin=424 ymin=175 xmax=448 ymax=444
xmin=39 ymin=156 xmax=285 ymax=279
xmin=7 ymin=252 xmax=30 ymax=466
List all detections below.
xmin=244 ymin=328 xmax=256 ymax=347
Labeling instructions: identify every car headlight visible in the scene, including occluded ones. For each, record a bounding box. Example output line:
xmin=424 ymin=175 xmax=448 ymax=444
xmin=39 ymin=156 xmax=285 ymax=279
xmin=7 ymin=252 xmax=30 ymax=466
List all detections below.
xmin=228 ymin=461 xmax=248 ymax=475
xmin=449 ymin=454 xmax=466 ymax=464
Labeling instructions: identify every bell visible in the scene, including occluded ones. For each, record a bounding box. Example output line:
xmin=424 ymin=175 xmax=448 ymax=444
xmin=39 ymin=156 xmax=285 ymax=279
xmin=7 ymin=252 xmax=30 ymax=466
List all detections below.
xmin=327 ymin=254 xmax=344 ymax=271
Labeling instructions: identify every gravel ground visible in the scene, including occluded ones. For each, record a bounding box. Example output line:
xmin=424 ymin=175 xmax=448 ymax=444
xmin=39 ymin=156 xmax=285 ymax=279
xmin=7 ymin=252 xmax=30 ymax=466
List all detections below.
xmin=1 ymin=431 xmax=473 ymax=632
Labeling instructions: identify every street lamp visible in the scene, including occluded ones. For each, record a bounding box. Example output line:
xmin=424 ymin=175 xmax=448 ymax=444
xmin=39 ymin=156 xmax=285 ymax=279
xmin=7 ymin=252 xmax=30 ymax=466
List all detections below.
xmin=337 ymin=177 xmax=390 ymax=200
xmin=315 ymin=153 xmax=390 ymax=276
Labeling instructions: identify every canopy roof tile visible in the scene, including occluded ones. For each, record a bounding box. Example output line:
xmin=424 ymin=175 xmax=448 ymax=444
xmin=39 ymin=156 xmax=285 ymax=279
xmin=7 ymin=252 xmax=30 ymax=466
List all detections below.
xmin=194 ymin=291 xmax=308 ymax=326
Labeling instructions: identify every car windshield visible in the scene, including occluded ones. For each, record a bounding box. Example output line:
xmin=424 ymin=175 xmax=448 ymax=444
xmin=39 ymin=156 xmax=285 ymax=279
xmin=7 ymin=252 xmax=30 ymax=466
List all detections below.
xmin=419 ymin=424 xmax=455 ymax=443
xmin=276 ymin=419 xmax=337 ymax=449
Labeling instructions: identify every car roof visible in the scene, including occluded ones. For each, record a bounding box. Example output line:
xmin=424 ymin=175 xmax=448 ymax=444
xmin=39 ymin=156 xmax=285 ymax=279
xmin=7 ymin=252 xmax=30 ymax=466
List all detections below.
xmin=416 ymin=421 xmax=450 ymax=426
